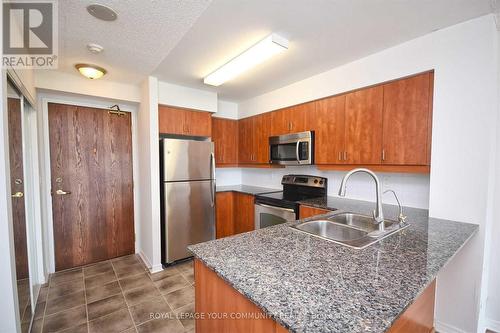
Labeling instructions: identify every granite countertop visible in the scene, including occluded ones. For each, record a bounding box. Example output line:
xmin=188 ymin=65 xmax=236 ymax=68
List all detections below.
xmin=216 ymin=184 xmax=280 ymax=195
xmin=189 ymin=197 xmax=478 ymax=333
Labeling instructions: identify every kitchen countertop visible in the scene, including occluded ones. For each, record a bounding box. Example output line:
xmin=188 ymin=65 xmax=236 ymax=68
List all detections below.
xmin=216 ymin=184 xmax=280 ymax=195
xmin=188 ymin=197 xmax=478 ymax=333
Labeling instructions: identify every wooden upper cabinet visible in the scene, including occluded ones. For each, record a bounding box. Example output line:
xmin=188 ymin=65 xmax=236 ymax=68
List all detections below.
xmin=270 ymin=103 xmax=312 ymax=136
xmin=158 ymin=105 xmax=212 ymax=137
xmin=238 ymin=114 xmax=271 ymax=164
xmin=187 ymin=109 xmax=212 ymax=137
xmin=238 ymin=117 xmax=254 ymax=163
xmin=344 ymin=86 xmax=384 ymax=164
xmin=382 ymin=72 xmax=432 ymax=165
xmin=270 ymin=108 xmax=289 ymax=136
xmin=254 ymin=113 xmax=271 ymax=163
xmin=212 ymin=117 xmax=238 ymax=166
xmin=289 ymin=103 xmax=313 ymax=133
xmin=159 ymin=105 xmax=185 ymax=135
xmin=313 ymin=95 xmax=346 ymax=164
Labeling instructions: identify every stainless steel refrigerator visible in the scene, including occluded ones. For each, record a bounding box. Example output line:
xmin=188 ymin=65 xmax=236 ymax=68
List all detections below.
xmin=160 ymin=138 xmax=216 ymax=264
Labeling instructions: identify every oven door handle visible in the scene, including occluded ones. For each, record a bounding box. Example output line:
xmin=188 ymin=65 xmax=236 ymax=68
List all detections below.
xmin=256 ymin=203 xmax=296 ymax=213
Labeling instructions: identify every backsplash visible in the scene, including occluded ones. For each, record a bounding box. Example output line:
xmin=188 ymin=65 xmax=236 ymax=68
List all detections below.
xmin=217 ymin=166 xmax=430 ymax=209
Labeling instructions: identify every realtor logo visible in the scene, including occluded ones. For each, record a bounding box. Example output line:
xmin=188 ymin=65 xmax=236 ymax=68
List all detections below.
xmin=2 ymin=0 xmax=58 ymax=68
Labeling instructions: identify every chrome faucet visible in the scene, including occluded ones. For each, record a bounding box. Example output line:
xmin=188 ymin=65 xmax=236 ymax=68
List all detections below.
xmin=383 ymin=189 xmax=407 ymax=225
xmin=338 ymin=168 xmax=384 ymax=232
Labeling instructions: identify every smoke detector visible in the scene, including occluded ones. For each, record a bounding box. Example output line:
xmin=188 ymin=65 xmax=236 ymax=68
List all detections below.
xmin=87 ymin=4 xmax=118 ymax=21
xmin=87 ymin=43 xmax=104 ymax=54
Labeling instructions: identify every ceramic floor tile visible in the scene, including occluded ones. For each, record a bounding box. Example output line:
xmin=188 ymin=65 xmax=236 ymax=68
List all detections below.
xmin=48 ymin=278 xmax=84 ymax=300
xmin=87 ymin=293 xmax=127 ymax=320
xmin=164 ymin=286 xmax=195 ymax=310
xmin=84 ymin=270 xmax=117 ymax=289
xmin=83 ymin=261 xmax=114 ymax=277
xmin=154 ymin=274 xmax=189 ymax=295
xmin=88 ymin=308 xmax=134 ymax=333
xmin=49 ymin=268 xmax=83 ymax=286
xmin=58 ymin=322 xmax=88 ymax=333
xmin=42 ymin=305 xmax=86 ymax=333
xmin=30 ymin=318 xmax=42 ymax=333
xmin=124 ymin=284 xmax=161 ymax=306
xmin=135 ymin=316 xmax=185 ymax=333
xmin=114 ymin=262 xmax=147 ymax=278
xmin=45 ymin=290 xmax=85 ymax=316
xmin=37 ymin=287 xmax=48 ymax=304
xmin=129 ymin=296 xmax=172 ymax=325
xmin=150 ymin=266 xmax=180 ymax=281
xmin=180 ymin=270 xmax=194 ymax=285
xmin=119 ymin=271 xmax=154 ymax=291
xmin=174 ymin=302 xmax=195 ymax=331
xmin=85 ymin=281 xmax=122 ymax=303
xmin=175 ymin=260 xmax=193 ymax=273
xmin=33 ymin=301 xmax=45 ymax=320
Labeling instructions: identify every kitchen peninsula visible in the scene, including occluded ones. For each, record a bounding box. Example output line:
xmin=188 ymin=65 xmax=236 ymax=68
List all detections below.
xmin=189 ymin=197 xmax=477 ymax=332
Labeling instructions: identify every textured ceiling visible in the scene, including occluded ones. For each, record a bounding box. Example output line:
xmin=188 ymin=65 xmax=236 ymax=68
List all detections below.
xmin=55 ymin=0 xmax=211 ymax=83
xmin=51 ymin=0 xmax=492 ymax=101
xmin=152 ymin=0 xmax=492 ymax=101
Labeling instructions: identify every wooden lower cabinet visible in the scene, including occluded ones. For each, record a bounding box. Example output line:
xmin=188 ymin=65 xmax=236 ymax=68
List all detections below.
xmin=195 ymin=259 xmax=436 ymax=333
xmin=299 ymin=205 xmax=332 ymax=219
xmin=195 ymin=259 xmax=287 ymax=333
xmin=216 ymin=192 xmax=255 ymax=238
xmin=216 ymin=192 xmax=235 ymax=238
xmin=387 ymin=280 xmax=436 ymax=333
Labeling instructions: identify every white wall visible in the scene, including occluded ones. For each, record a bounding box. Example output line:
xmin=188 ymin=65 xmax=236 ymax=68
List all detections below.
xmin=35 ymin=71 xmax=141 ymax=103
xmin=242 ymin=167 xmax=430 ymax=209
xmin=484 ymin=27 xmax=500 ymax=332
xmin=158 ymin=81 xmax=217 ymax=112
xmin=215 ymin=100 xmax=238 ymax=119
xmin=136 ymin=76 xmax=162 ymax=273
xmin=239 ymin=15 xmax=499 ymax=333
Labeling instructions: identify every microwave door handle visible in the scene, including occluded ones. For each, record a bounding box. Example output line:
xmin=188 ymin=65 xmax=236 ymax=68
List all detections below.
xmin=295 ymin=141 xmax=299 ymax=162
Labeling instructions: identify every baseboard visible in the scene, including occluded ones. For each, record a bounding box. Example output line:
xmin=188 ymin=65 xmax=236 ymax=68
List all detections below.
xmin=434 ymin=320 xmax=469 ymax=333
xmin=484 ymin=318 xmax=500 ymax=332
xmin=137 ymin=251 xmax=163 ymax=274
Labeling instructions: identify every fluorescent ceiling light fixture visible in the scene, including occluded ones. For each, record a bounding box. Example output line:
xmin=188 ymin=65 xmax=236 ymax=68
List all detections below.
xmin=204 ymin=34 xmax=288 ymax=86
xmin=75 ymin=63 xmax=107 ymax=79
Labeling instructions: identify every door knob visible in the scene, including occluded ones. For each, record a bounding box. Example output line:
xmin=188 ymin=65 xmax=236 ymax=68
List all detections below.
xmin=11 ymin=192 xmax=24 ymax=198
xmin=55 ymin=189 xmax=71 ymax=195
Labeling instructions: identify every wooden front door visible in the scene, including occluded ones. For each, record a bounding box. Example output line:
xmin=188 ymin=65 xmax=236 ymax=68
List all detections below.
xmin=48 ymin=103 xmax=134 ymax=271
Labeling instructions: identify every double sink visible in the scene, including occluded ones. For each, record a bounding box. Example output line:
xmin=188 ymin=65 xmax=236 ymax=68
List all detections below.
xmin=291 ymin=212 xmax=409 ymax=249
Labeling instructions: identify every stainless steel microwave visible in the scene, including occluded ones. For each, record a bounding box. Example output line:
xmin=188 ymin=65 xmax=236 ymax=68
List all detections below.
xmin=269 ymin=131 xmax=314 ymax=165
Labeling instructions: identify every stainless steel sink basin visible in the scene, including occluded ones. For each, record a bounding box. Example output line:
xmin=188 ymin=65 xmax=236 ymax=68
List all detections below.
xmin=291 ymin=212 xmax=409 ymax=249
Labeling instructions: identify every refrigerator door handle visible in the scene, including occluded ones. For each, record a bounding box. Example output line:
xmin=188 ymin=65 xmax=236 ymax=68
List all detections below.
xmin=210 ymin=152 xmax=216 ymax=207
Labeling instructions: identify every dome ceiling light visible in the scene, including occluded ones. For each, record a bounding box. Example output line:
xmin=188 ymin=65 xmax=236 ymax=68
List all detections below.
xmin=75 ymin=63 xmax=107 ymax=79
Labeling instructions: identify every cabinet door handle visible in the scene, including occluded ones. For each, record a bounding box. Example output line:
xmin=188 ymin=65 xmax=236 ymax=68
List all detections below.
xmin=382 ymin=149 xmax=385 ymax=161
xmin=344 ymin=151 xmax=348 ymax=161
xmin=338 ymin=152 xmax=342 ymax=161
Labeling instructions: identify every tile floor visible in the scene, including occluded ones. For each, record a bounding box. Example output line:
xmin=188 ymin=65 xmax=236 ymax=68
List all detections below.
xmin=31 ymin=255 xmax=195 ymax=333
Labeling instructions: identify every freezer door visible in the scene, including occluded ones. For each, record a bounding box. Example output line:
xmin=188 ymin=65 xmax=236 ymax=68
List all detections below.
xmin=163 ymin=180 xmax=215 ymax=263
xmin=162 ymin=139 xmax=214 ymax=182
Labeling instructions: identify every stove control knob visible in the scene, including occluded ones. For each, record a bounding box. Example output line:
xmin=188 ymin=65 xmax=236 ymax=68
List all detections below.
xmin=319 ymin=180 xmax=324 ymax=185
xmin=314 ymin=179 xmax=318 ymax=184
